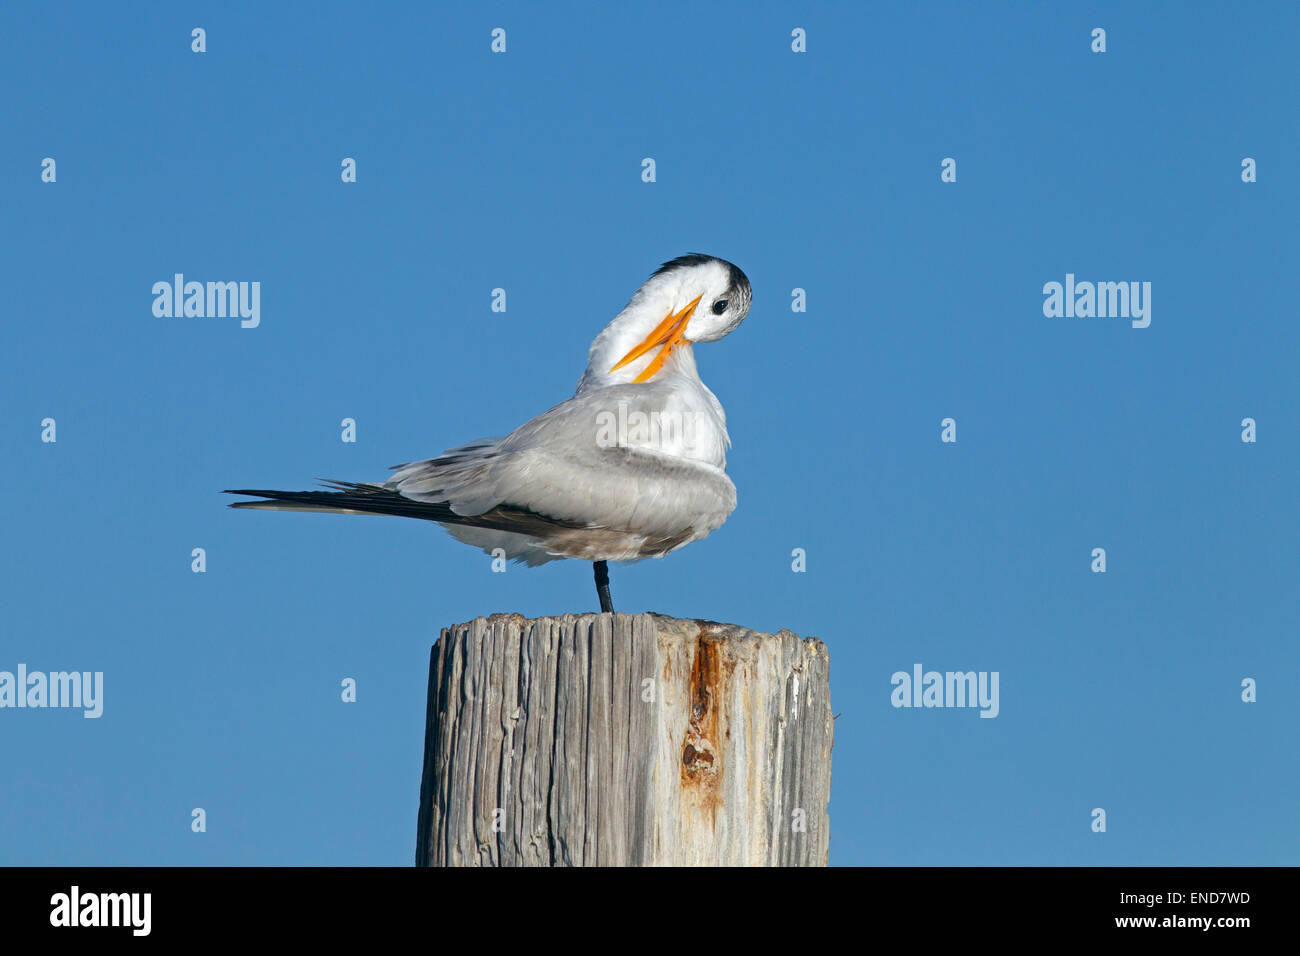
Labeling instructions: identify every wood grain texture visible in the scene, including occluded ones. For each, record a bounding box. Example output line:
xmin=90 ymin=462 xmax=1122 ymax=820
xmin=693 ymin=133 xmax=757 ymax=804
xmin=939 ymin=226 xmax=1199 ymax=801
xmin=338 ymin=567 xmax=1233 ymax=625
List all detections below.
xmin=416 ymin=612 xmax=831 ymax=866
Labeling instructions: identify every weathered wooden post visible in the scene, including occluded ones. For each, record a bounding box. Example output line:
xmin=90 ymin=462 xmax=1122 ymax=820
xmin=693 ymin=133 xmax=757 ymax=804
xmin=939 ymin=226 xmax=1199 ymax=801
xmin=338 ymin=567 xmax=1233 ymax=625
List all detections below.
xmin=416 ymin=612 xmax=832 ymax=866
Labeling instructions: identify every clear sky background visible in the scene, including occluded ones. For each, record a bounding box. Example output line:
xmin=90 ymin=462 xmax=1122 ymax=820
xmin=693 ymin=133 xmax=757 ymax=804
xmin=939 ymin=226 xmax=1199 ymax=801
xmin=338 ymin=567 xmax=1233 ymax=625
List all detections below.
xmin=2 ymin=2 xmax=1296 ymax=866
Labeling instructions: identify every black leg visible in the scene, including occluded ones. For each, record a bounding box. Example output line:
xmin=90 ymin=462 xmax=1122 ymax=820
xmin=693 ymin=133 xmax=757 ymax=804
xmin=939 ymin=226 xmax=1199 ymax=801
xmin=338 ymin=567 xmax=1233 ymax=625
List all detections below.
xmin=593 ymin=560 xmax=614 ymax=613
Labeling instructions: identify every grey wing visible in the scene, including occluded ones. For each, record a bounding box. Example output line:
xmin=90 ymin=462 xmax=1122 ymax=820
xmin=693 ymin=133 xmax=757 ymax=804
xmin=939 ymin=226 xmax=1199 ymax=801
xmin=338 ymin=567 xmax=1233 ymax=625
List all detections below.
xmin=385 ymin=437 xmax=505 ymax=514
xmin=386 ymin=388 xmax=736 ymax=539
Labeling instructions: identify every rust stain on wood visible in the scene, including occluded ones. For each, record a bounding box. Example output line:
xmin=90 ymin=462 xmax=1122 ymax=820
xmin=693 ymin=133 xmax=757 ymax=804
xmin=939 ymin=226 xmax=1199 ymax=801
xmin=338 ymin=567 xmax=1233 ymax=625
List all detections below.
xmin=680 ymin=624 xmax=729 ymax=810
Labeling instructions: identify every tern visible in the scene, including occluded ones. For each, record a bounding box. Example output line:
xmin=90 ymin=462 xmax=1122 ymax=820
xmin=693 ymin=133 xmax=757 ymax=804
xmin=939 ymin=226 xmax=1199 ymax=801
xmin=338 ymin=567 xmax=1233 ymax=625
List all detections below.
xmin=225 ymin=254 xmax=753 ymax=612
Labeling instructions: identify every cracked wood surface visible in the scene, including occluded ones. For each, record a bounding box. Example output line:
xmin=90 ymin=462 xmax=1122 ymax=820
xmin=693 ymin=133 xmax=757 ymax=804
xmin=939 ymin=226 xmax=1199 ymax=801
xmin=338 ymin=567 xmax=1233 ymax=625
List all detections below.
xmin=416 ymin=612 xmax=831 ymax=866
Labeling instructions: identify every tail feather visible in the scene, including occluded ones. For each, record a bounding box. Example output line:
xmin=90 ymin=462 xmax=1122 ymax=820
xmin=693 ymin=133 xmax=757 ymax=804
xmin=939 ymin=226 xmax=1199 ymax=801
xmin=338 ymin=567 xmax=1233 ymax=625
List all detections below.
xmin=226 ymin=482 xmax=459 ymax=522
xmin=224 ymin=481 xmax=589 ymax=537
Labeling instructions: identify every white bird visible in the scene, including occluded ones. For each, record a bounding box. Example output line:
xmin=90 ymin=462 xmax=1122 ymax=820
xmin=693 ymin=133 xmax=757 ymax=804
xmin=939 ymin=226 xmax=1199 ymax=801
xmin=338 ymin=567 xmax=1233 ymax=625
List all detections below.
xmin=226 ymin=254 xmax=753 ymax=611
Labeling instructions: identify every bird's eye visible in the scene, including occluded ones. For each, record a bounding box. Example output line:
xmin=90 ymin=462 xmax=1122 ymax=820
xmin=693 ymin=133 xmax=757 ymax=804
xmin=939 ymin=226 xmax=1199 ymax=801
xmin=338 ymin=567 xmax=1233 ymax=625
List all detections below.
xmin=712 ymin=299 xmax=728 ymax=315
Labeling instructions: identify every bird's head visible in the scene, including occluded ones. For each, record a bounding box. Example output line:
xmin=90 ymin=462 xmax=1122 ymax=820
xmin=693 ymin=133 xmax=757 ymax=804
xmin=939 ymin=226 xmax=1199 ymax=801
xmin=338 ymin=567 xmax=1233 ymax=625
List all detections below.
xmin=596 ymin=254 xmax=752 ymax=385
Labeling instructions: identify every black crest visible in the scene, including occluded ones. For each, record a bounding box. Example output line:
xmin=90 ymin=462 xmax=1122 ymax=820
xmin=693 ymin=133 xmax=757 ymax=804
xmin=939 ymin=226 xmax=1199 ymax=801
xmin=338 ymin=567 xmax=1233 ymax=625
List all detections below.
xmin=652 ymin=254 xmax=751 ymax=303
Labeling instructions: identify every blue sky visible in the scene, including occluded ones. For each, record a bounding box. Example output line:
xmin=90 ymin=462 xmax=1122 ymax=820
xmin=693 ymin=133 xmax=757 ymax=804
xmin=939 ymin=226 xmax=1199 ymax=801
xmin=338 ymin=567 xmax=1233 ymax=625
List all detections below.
xmin=2 ymin=1 xmax=1296 ymax=866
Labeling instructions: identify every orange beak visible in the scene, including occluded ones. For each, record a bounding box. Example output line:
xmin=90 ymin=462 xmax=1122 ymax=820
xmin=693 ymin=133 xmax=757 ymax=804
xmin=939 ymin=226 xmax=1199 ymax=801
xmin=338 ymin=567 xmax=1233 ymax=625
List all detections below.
xmin=609 ymin=294 xmax=703 ymax=383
